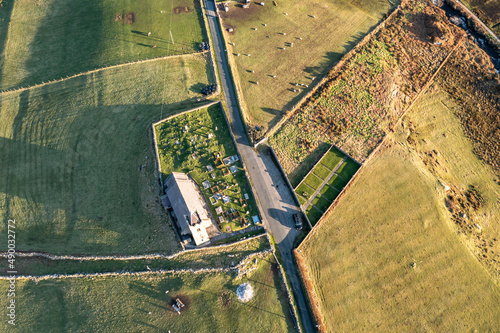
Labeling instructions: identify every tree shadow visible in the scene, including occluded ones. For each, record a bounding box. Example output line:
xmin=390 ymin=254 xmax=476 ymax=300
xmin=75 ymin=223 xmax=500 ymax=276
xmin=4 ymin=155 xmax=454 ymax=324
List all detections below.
xmin=0 ymin=0 xmax=15 ymax=90
xmin=190 ymin=82 xmax=207 ymax=94
xmin=19 ymin=1 xmax=104 ymax=89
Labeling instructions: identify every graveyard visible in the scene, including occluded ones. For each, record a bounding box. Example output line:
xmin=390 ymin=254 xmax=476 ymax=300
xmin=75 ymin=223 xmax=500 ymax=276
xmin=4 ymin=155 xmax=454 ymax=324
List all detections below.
xmin=155 ymin=103 xmax=260 ymax=235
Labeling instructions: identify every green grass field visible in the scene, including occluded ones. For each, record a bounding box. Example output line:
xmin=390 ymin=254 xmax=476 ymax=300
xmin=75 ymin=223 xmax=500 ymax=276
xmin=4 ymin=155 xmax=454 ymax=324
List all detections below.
xmin=0 ymin=54 xmax=214 ymax=255
xmin=0 ymin=0 xmax=205 ymax=90
xmin=319 ymin=185 xmax=339 ymax=202
xmin=305 ymin=205 xmax=323 ymax=225
xmin=327 ymin=174 xmax=348 ymax=191
xmin=296 ymin=183 xmax=314 ymax=200
xmin=220 ymin=0 xmax=397 ymax=132
xmin=296 ymin=86 xmax=500 ymax=331
xmin=155 ymin=104 xmax=259 ymax=233
xmin=310 ymin=195 xmax=331 ymax=212
xmin=312 ymin=164 xmax=330 ymax=180
xmin=303 ymin=173 xmax=323 ymax=190
xmin=0 ymin=253 xmax=295 ymax=332
xmin=321 ymin=147 xmax=345 ymax=170
xmin=335 ymin=159 xmax=360 ymax=180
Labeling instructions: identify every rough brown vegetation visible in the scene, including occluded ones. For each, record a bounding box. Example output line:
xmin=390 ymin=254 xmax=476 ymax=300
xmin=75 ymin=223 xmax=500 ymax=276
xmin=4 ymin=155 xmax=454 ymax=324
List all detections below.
xmin=437 ymin=39 xmax=500 ymax=173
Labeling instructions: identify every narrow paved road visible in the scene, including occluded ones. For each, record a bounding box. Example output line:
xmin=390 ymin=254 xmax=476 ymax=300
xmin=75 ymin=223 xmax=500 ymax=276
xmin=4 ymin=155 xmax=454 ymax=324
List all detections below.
xmin=204 ymin=1 xmax=315 ymax=332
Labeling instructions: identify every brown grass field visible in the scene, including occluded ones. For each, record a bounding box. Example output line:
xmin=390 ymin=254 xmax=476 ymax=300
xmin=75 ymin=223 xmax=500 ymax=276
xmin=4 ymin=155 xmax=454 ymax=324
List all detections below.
xmin=296 ymin=86 xmax=500 ymax=332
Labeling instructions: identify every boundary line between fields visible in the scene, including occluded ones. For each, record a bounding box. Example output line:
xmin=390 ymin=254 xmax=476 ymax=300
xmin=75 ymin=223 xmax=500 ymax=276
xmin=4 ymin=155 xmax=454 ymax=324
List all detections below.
xmin=263 ymin=4 xmax=403 ymax=142
xmin=0 ymin=52 xmax=209 ymax=95
xmin=0 ymin=232 xmax=267 ymax=261
xmin=0 ymin=248 xmax=273 ymax=281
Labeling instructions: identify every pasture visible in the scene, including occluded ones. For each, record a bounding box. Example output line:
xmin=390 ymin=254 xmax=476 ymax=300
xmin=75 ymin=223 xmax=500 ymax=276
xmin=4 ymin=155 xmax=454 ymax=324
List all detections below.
xmin=155 ymin=104 xmax=259 ymax=233
xmin=219 ymin=0 xmax=397 ymax=133
xmin=0 ymin=254 xmax=295 ymax=332
xmin=0 ymin=54 xmax=214 ymax=255
xmin=0 ymin=0 xmax=205 ymax=90
xmin=295 ymin=85 xmax=500 ymax=331
xmin=294 ymin=146 xmax=359 ymax=225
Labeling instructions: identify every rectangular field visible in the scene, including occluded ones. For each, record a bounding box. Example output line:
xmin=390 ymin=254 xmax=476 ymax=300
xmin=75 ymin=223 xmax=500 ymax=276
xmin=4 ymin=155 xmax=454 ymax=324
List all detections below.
xmin=155 ymin=104 xmax=259 ymax=233
xmin=327 ymin=174 xmax=348 ymax=191
xmin=220 ymin=0 xmax=397 ymax=133
xmin=0 ymin=0 xmax=206 ymax=90
xmin=0 ymin=254 xmax=295 ymax=332
xmin=0 ymin=54 xmax=213 ymax=255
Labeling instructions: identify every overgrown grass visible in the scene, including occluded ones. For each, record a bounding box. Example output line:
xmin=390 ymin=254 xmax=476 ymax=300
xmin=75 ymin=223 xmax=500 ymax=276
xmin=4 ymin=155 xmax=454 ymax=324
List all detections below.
xmin=220 ymin=0 xmax=396 ymax=132
xmin=297 ymin=86 xmax=500 ymax=331
xmin=155 ymin=104 xmax=259 ymax=233
xmin=0 ymin=253 xmax=295 ymax=332
xmin=0 ymin=54 xmax=213 ymax=255
xmin=0 ymin=0 xmax=205 ymax=90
